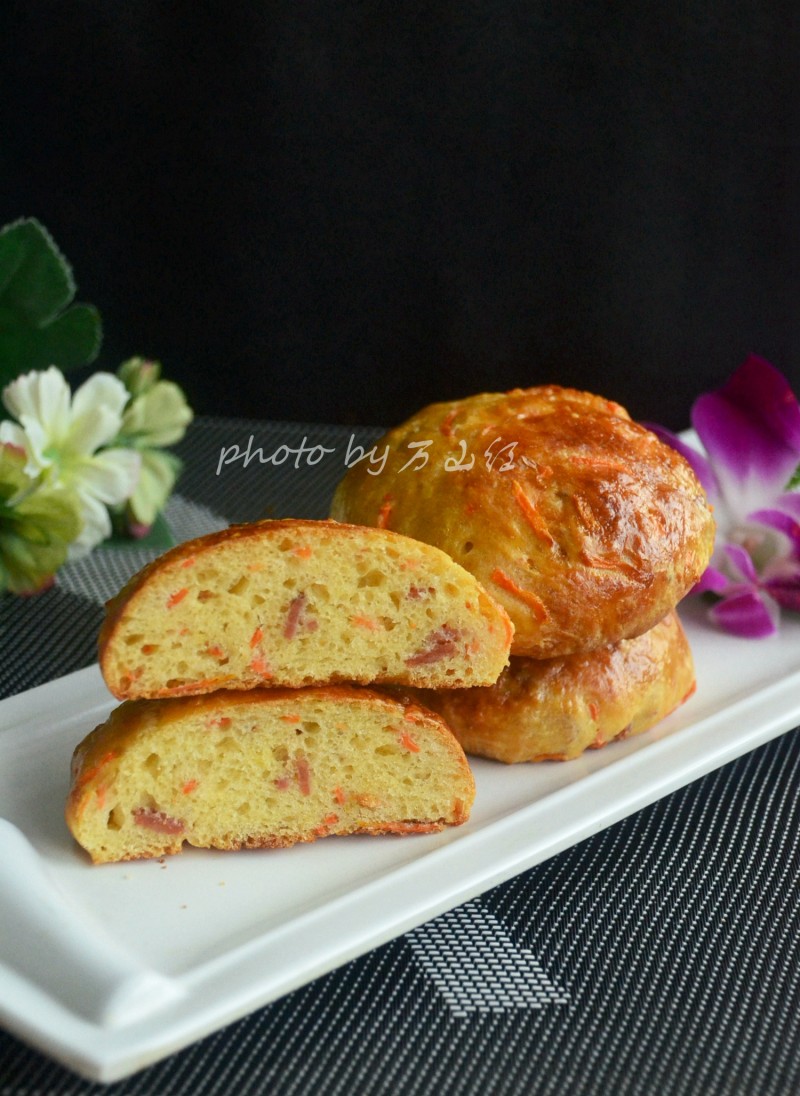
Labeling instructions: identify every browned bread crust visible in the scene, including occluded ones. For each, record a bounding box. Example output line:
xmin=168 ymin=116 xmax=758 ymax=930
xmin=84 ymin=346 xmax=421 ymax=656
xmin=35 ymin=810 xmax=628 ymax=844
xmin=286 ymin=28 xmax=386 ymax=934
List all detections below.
xmin=407 ymin=611 xmax=695 ymax=763
xmin=99 ymin=518 xmax=512 ymax=699
xmin=66 ymin=685 xmax=476 ymax=863
xmin=330 ymin=387 xmax=715 ymax=658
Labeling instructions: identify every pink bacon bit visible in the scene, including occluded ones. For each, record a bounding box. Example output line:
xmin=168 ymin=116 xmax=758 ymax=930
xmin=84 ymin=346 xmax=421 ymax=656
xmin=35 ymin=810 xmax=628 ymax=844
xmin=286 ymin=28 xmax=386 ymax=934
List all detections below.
xmin=407 ymin=585 xmax=435 ymax=600
xmin=133 ymin=807 xmax=185 ymax=834
xmin=295 ymin=757 xmax=311 ymax=795
xmin=283 ymin=593 xmax=318 ymax=639
xmin=405 ymin=624 xmax=461 ymax=666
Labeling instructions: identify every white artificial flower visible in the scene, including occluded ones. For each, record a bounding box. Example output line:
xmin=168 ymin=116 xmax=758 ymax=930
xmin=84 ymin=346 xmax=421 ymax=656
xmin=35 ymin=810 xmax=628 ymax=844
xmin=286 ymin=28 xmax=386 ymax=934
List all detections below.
xmin=0 ymin=367 xmax=140 ymax=556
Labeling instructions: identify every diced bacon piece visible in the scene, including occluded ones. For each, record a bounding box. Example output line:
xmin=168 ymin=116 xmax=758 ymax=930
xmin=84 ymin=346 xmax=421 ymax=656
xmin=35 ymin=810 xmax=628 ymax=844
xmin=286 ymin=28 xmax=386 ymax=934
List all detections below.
xmin=283 ymin=593 xmax=317 ymax=639
xmin=405 ymin=625 xmax=460 ymax=666
xmin=132 ymin=807 xmax=185 ymax=834
xmin=295 ymin=756 xmax=311 ymax=795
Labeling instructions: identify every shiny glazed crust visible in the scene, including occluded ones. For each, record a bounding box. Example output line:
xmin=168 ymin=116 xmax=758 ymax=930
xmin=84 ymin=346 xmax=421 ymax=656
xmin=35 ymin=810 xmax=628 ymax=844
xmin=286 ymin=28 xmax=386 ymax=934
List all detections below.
xmin=330 ymin=386 xmax=715 ymax=658
xmin=408 ymin=611 xmax=695 ymax=763
xmin=66 ymin=686 xmax=476 ymax=863
xmin=98 ymin=518 xmax=512 ymax=699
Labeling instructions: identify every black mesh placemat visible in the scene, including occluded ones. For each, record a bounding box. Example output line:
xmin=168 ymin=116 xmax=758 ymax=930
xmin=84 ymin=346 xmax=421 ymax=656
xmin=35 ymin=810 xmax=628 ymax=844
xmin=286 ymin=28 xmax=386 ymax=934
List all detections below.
xmin=2 ymin=418 xmax=800 ymax=1096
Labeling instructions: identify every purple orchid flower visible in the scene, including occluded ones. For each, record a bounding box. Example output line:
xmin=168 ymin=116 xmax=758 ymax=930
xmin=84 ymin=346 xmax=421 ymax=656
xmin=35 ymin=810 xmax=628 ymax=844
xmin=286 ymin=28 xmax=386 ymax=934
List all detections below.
xmin=649 ymin=355 xmax=800 ymax=638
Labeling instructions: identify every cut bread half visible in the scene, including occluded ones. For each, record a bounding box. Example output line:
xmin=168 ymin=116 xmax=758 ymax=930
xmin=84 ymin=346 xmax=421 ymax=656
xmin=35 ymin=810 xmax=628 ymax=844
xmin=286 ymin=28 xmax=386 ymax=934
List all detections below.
xmin=66 ymin=686 xmax=476 ymax=864
xmin=99 ymin=519 xmax=513 ymax=699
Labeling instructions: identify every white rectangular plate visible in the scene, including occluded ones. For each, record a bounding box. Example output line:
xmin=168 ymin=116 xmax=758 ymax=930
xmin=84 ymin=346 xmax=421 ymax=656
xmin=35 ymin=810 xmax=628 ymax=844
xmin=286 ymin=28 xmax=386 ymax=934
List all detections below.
xmin=2 ymin=601 xmax=800 ymax=1082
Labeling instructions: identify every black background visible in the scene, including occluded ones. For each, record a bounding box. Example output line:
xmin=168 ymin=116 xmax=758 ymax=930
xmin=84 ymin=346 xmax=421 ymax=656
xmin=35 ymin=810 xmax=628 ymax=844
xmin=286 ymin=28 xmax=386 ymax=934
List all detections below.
xmin=3 ymin=2 xmax=798 ymax=430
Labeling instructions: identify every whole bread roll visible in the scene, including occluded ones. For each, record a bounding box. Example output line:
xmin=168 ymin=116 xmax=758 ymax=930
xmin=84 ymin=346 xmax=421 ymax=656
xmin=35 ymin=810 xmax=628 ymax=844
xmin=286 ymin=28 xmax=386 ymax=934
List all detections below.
xmin=99 ymin=518 xmax=512 ymax=699
xmin=330 ymin=387 xmax=715 ymax=658
xmin=66 ymin=686 xmax=476 ymax=863
xmin=409 ymin=611 xmax=695 ymax=763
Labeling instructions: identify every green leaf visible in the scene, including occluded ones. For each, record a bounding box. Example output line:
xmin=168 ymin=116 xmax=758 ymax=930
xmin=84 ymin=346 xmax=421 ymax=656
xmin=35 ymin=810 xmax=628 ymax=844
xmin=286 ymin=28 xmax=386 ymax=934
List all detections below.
xmin=0 ymin=218 xmax=102 ymax=384
xmin=788 ymin=464 xmax=800 ymax=491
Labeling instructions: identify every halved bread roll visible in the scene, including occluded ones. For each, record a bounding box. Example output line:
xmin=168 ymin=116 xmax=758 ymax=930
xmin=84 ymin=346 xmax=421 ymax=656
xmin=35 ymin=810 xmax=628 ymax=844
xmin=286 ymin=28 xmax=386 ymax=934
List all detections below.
xmin=407 ymin=611 xmax=695 ymax=763
xmin=99 ymin=519 xmax=512 ymax=700
xmin=66 ymin=686 xmax=476 ymax=863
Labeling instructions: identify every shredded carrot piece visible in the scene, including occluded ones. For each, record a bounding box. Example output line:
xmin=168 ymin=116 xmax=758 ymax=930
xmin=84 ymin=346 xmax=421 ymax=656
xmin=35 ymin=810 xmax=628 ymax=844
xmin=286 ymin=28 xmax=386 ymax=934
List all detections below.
xmin=167 ymin=587 xmax=189 ymax=608
xmin=333 ymin=786 xmax=346 ymax=804
xmin=579 ymin=549 xmax=641 ymax=578
xmin=404 ymin=710 xmax=427 ymax=724
xmin=182 ymin=779 xmax=199 ymax=795
xmin=572 ymin=455 xmax=628 ymax=474
xmin=399 ymin=730 xmax=421 ymax=753
xmin=77 ymin=751 xmax=118 ymax=789
xmin=439 ymin=409 xmax=458 ymax=437
xmin=141 ymin=644 xmax=158 ymax=655
xmin=250 ymin=625 xmax=263 ymax=648
xmin=323 ymin=813 xmax=338 ymax=826
xmin=377 ymin=494 xmax=394 ymax=528
xmin=490 ymin=568 xmax=548 ymax=620
xmin=180 ymin=556 xmax=196 ymax=569
xmin=207 ymin=714 xmax=232 ymax=728
xmin=511 ymin=479 xmax=554 ymax=545
xmin=351 ymin=614 xmax=380 ymax=631
xmin=206 ymin=643 xmax=225 ymax=658
xmin=588 ymin=702 xmax=599 ymax=722
xmin=250 ymin=652 xmax=272 ymax=677
xmin=95 ymin=786 xmax=106 ymax=810
xmin=280 ymin=712 xmax=301 ymax=723
xmin=292 ymin=545 xmax=312 ymax=559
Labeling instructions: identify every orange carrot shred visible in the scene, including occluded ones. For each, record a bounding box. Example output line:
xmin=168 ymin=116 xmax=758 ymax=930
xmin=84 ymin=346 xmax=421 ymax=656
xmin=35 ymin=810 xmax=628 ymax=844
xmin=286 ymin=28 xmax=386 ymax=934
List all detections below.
xmin=280 ymin=712 xmax=301 ymax=723
xmin=490 ymin=568 xmax=548 ymax=620
xmin=293 ymin=545 xmax=312 ymax=558
xmin=377 ymin=494 xmax=394 ymax=529
xmin=180 ymin=556 xmax=196 ymax=569
xmin=167 ymin=587 xmax=189 ymax=608
xmin=399 ymin=730 xmax=421 ymax=753
xmin=250 ymin=625 xmax=263 ymax=648
xmin=511 ymin=479 xmax=555 ymax=545
xmin=182 ymin=779 xmax=199 ymax=795
xmin=250 ymin=652 xmax=272 ymax=676
xmin=333 ymin=786 xmax=346 ymax=804
xmin=351 ymin=614 xmax=380 ymax=631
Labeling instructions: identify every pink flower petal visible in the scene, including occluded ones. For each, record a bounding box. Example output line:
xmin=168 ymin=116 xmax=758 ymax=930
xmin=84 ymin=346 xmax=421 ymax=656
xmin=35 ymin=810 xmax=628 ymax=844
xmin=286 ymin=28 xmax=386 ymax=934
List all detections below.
xmin=709 ymin=589 xmax=779 ymax=638
xmin=748 ymin=505 xmax=800 ymax=555
xmin=764 ymin=577 xmax=800 ymax=613
xmin=691 ymin=355 xmax=800 ymax=498
xmin=693 ymin=565 xmax=731 ymax=594
xmin=723 ymin=543 xmax=759 ymax=584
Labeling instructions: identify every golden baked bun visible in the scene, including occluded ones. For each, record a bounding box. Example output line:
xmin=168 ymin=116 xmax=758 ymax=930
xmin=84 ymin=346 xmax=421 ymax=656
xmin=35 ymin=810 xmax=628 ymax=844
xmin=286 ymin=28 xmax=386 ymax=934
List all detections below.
xmin=99 ymin=519 xmax=512 ymax=699
xmin=66 ymin=686 xmax=476 ymax=863
xmin=406 ymin=611 xmax=695 ymax=763
xmin=330 ymin=387 xmax=715 ymax=658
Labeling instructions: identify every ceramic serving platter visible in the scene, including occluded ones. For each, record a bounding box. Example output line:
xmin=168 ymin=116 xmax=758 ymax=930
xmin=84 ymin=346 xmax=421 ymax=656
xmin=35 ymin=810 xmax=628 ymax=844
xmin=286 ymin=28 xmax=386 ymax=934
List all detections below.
xmin=1 ymin=600 xmax=800 ymax=1082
